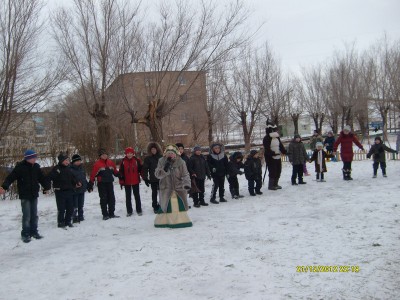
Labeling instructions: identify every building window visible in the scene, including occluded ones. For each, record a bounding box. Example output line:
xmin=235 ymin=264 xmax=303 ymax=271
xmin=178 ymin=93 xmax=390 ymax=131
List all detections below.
xmin=181 ymin=113 xmax=189 ymax=122
xmin=178 ymin=75 xmax=187 ymax=85
xmin=179 ymin=94 xmax=188 ymax=103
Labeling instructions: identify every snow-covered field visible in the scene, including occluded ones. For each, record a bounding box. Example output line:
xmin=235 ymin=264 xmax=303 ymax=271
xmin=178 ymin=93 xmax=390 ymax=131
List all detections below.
xmin=1 ymin=159 xmax=399 ymax=300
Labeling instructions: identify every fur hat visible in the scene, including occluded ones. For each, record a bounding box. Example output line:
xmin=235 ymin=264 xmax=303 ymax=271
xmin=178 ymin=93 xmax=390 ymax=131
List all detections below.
xmin=24 ymin=149 xmax=37 ymax=160
xmin=316 ymin=142 xmax=324 ymax=148
xmin=125 ymin=147 xmax=135 ymax=155
xmin=58 ymin=152 xmax=69 ymax=163
xmin=164 ymin=144 xmax=179 ymax=156
xmin=343 ymin=125 xmax=351 ymax=132
xmin=71 ymin=154 xmax=82 ymax=163
xmin=98 ymin=148 xmax=107 ymax=156
xmin=147 ymin=142 xmax=162 ymax=155
xmin=249 ymin=150 xmax=258 ymax=157
xmin=374 ymin=136 xmax=382 ymax=142
xmin=193 ymin=145 xmax=202 ymax=152
xmin=175 ymin=143 xmax=184 ymax=149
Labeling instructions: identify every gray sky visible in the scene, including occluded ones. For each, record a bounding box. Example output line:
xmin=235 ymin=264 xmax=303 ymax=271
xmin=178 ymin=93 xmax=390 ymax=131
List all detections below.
xmin=46 ymin=0 xmax=400 ymax=73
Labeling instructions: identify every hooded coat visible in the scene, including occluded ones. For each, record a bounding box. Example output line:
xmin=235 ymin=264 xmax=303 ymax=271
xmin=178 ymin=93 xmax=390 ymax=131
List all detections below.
xmin=367 ymin=143 xmax=397 ymax=162
xmin=155 ymin=156 xmax=191 ymax=212
xmin=333 ymin=131 xmax=363 ymax=162
xmin=207 ymin=143 xmax=229 ymax=177
xmin=142 ymin=142 xmax=163 ymax=183
xmin=227 ymin=152 xmax=244 ymax=178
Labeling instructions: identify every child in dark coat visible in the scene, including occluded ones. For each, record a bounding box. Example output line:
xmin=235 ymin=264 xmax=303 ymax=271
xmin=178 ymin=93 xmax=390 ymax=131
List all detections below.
xmin=187 ymin=145 xmax=211 ymax=207
xmin=227 ymin=151 xmax=245 ymax=199
xmin=288 ymin=134 xmax=308 ymax=185
xmin=0 ymin=150 xmax=50 ymax=243
xmin=244 ymin=150 xmax=263 ymax=196
xmin=207 ymin=142 xmax=229 ymax=204
xmin=309 ymin=142 xmax=333 ymax=182
xmin=70 ymin=154 xmax=89 ymax=223
xmin=48 ymin=153 xmax=81 ymax=228
xmin=366 ymin=136 xmax=398 ymax=178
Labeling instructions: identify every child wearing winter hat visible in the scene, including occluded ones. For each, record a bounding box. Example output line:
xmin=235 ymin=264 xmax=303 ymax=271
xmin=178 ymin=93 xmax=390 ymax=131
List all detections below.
xmin=207 ymin=142 xmax=229 ymax=203
xmin=70 ymin=154 xmax=89 ymax=222
xmin=119 ymin=147 xmax=143 ymax=216
xmin=227 ymin=151 xmax=245 ymax=199
xmin=288 ymin=134 xmax=308 ymax=185
xmin=187 ymin=145 xmax=211 ymax=207
xmin=48 ymin=152 xmax=82 ymax=228
xmin=244 ymin=150 xmax=263 ymax=196
xmin=366 ymin=136 xmax=398 ymax=178
xmin=309 ymin=142 xmax=333 ymax=182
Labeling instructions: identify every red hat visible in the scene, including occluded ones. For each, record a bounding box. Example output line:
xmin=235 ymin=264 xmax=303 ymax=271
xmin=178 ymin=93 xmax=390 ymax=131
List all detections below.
xmin=125 ymin=147 xmax=135 ymax=155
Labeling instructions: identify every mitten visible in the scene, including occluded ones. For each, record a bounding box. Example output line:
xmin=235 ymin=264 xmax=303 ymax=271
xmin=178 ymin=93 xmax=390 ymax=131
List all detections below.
xmin=366 ymin=154 xmax=371 ymax=159
xmin=163 ymin=157 xmax=172 ymax=172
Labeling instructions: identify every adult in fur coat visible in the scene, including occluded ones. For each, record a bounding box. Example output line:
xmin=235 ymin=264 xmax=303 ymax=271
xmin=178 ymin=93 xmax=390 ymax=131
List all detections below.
xmin=154 ymin=144 xmax=192 ymax=228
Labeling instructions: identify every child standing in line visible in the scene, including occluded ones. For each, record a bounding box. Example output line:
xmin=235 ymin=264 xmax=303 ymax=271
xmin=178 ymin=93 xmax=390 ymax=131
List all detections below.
xmin=187 ymin=145 xmax=211 ymax=207
xmin=366 ymin=136 xmax=398 ymax=178
xmin=227 ymin=151 xmax=245 ymax=199
xmin=207 ymin=142 xmax=229 ymax=203
xmin=244 ymin=150 xmax=263 ymax=196
xmin=288 ymin=134 xmax=308 ymax=185
xmin=119 ymin=147 xmax=143 ymax=216
xmin=309 ymin=142 xmax=333 ymax=182
xmin=70 ymin=154 xmax=89 ymax=223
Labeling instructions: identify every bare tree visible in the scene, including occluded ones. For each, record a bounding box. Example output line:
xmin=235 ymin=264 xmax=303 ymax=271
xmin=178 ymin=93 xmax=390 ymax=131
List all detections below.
xmin=0 ymin=0 xmax=62 ymax=143
xmin=223 ymin=48 xmax=267 ymax=151
xmin=285 ymin=76 xmax=303 ymax=135
xmin=51 ymin=0 xmax=142 ymax=150
xmin=118 ymin=0 xmax=251 ymax=145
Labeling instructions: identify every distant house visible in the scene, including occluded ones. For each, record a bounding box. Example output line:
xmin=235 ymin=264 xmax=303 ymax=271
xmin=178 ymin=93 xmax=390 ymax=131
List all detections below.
xmin=107 ymin=71 xmax=208 ymax=148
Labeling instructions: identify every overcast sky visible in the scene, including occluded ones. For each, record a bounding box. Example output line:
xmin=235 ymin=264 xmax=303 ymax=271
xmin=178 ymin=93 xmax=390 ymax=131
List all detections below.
xmin=46 ymin=0 xmax=400 ymax=74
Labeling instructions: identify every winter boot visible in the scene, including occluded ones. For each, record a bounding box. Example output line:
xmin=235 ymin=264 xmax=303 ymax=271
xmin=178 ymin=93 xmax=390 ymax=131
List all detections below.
xmin=22 ymin=236 xmax=31 ymax=243
xmin=298 ymin=177 xmax=306 ymax=184
xmin=291 ymin=178 xmax=297 ymax=185
xmin=316 ymin=173 xmax=320 ymax=180
xmin=347 ymin=170 xmax=353 ymax=180
xmin=31 ymin=233 xmax=43 ymax=240
xmin=342 ymin=169 xmax=347 ymax=180
xmin=274 ymin=179 xmax=282 ymax=189
xmin=255 ymin=190 xmax=263 ymax=195
xmin=382 ymin=168 xmax=387 ymax=177
xmin=219 ymin=197 xmax=228 ymax=203
xmin=268 ymin=179 xmax=277 ymax=190
xmin=210 ymin=197 xmax=219 ymax=204
xmin=193 ymin=194 xmax=200 ymax=207
xmin=320 ymin=173 xmax=326 ymax=182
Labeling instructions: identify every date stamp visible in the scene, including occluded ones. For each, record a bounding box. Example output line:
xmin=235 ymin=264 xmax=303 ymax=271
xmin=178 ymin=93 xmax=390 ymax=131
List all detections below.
xmin=296 ymin=265 xmax=360 ymax=273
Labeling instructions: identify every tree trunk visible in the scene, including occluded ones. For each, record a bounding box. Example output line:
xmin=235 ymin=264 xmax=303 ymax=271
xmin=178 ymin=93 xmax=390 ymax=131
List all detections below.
xmin=207 ymin=110 xmax=213 ymax=145
xmin=311 ymin=113 xmax=319 ymax=132
xmin=95 ymin=116 xmax=111 ymax=150
xmin=318 ymin=114 xmax=325 ymax=133
xmin=240 ymin=111 xmax=251 ymax=152
xmin=380 ymin=107 xmax=389 ymax=142
xmin=291 ymin=113 xmax=300 ymax=135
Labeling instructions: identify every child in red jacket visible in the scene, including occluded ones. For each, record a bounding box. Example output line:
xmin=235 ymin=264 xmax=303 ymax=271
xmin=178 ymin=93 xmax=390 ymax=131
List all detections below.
xmin=89 ymin=149 xmax=121 ymax=220
xmin=119 ymin=147 xmax=143 ymax=216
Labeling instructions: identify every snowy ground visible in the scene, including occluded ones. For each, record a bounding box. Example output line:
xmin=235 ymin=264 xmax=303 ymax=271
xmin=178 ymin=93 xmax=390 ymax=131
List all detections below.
xmin=0 ymin=159 xmax=399 ymax=300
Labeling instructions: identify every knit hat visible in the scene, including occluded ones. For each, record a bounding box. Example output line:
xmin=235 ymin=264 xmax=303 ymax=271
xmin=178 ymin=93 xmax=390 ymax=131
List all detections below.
xmin=175 ymin=143 xmax=184 ymax=149
xmin=249 ymin=149 xmax=258 ymax=157
xmin=375 ymin=136 xmax=382 ymax=142
xmin=343 ymin=125 xmax=351 ymax=132
xmin=98 ymin=148 xmax=107 ymax=156
xmin=193 ymin=145 xmax=202 ymax=152
xmin=294 ymin=134 xmax=301 ymax=139
xmin=125 ymin=147 xmax=135 ymax=155
xmin=164 ymin=144 xmax=179 ymax=156
xmin=24 ymin=149 xmax=37 ymax=160
xmin=316 ymin=142 xmax=324 ymax=148
xmin=58 ymin=152 xmax=69 ymax=163
xmin=71 ymin=154 xmax=82 ymax=163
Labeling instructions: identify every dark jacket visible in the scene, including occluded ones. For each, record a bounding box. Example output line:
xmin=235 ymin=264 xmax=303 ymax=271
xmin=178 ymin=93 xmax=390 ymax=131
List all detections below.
xmin=207 ymin=143 xmax=229 ymax=177
xmin=187 ymin=153 xmax=210 ymax=180
xmin=142 ymin=142 xmax=163 ymax=183
xmin=1 ymin=160 xmax=50 ymax=200
xmin=119 ymin=156 xmax=142 ymax=186
xmin=89 ymin=159 xmax=119 ymax=184
xmin=180 ymin=153 xmax=190 ymax=166
xmin=288 ymin=140 xmax=308 ymax=165
xmin=227 ymin=152 xmax=244 ymax=178
xmin=244 ymin=155 xmax=262 ymax=181
xmin=333 ymin=132 xmax=363 ymax=162
xmin=70 ymin=164 xmax=88 ymax=194
xmin=48 ymin=163 xmax=79 ymax=191
xmin=367 ymin=143 xmax=397 ymax=162
xmin=324 ymin=136 xmax=335 ymax=152
xmin=309 ymin=134 xmax=324 ymax=150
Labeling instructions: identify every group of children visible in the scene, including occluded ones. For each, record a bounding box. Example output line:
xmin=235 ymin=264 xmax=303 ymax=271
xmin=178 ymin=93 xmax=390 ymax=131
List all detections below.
xmin=1 ymin=125 xmax=398 ymax=242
